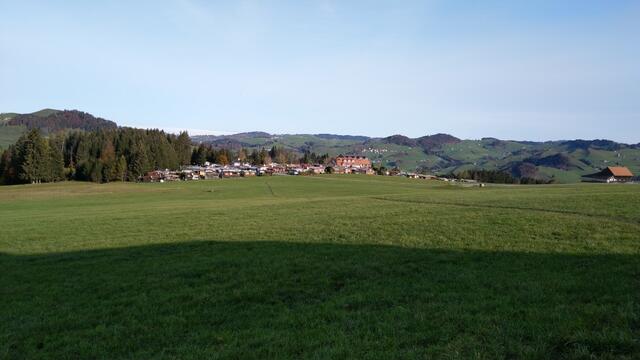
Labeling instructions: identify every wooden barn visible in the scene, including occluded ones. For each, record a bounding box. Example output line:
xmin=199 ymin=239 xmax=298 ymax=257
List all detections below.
xmin=581 ymin=166 xmax=634 ymax=183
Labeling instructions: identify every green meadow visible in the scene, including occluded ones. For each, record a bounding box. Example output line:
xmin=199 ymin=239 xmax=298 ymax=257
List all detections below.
xmin=1 ymin=176 xmax=639 ymax=359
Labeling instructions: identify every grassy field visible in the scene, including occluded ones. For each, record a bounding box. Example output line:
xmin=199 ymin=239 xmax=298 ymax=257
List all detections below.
xmin=1 ymin=176 xmax=639 ymax=359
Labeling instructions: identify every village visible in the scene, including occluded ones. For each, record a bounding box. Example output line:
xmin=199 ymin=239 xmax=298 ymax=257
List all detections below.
xmin=142 ymin=155 xmax=371 ymax=182
xmin=141 ymin=154 xmax=636 ymax=185
xmin=141 ymin=154 xmax=444 ymax=183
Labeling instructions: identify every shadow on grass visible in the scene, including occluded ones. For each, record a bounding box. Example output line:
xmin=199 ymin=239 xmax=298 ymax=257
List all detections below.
xmin=1 ymin=241 xmax=639 ymax=359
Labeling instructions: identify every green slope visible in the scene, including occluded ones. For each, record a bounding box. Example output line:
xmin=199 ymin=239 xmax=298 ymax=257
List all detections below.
xmin=0 ymin=109 xmax=62 ymax=148
xmin=0 ymin=125 xmax=26 ymax=149
xmin=0 ymin=113 xmax=19 ymax=123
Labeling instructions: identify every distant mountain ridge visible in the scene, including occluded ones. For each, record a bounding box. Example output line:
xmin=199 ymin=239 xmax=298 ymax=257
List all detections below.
xmin=2 ymin=109 xmax=639 ymax=183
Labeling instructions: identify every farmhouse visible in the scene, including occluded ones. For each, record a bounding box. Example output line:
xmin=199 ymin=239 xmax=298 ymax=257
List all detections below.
xmin=581 ymin=166 xmax=634 ymax=183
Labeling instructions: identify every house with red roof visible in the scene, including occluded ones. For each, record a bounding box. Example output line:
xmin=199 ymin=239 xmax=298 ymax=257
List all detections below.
xmin=581 ymin=166 xmax=634 ymax=183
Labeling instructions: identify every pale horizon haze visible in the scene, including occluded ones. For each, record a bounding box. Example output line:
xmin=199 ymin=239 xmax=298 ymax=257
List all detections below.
xmin=1 ymin=1 xmax=639 ymax=143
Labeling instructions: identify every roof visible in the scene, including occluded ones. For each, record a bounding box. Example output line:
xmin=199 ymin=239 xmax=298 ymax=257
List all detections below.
xmin=607 ymin=166 xmax=634 ymax=177
xmin=336 ymin=154 xmax=369 ymax=159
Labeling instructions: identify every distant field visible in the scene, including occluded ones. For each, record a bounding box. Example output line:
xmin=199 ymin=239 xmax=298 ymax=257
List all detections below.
xmin=1 ymin=176 xmax=639 ymax=358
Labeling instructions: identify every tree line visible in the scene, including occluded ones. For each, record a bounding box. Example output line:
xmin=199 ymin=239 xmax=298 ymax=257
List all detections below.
xmin=450 ymin=169 xmax=553 ymax=184
xmin=190 ymin=143 xmax=328 ymax=167
xmin=0 ymin=128 xmax=191 ymax=184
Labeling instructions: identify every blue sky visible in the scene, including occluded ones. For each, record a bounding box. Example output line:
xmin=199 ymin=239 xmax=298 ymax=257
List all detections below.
xmin=1 ymin=1 xmax=639 ymax=142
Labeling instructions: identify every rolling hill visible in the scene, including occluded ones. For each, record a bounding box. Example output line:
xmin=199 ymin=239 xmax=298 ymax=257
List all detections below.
xmin=2 ymin=108 xmax=638 ymax=182
xmin=193 ymin=133 xmax=640 ymax=182
xmin=0 ymin=109 xmax=117 ymax=149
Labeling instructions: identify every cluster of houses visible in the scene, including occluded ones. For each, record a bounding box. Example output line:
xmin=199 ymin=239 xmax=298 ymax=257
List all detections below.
xmin=141 ymin=155 xmax=375 ymax=182
xmin=143 ymin=162 xmax=325 ymax=182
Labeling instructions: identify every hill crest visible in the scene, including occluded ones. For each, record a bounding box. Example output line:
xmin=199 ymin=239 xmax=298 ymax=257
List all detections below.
xmin=2 ymin=108 xmax=639 ymax=182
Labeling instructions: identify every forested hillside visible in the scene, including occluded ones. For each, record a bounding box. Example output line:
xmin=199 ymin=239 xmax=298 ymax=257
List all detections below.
xmin=0 ymin=128 xmax=191 ymax=184
xmin=0 ymin=109 xmax=117 ymax=149
xmin=6 ymin=109 xmax=117 ymax=132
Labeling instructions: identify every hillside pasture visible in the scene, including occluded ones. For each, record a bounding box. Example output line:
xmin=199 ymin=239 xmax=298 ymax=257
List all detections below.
xmin=1 ymin=176 xmax=639 ymax=359
xmin=0 ymin=125 xmax=26 ymax=149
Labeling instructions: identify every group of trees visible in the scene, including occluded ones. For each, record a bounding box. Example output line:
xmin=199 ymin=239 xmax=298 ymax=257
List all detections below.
xmin=189 ymin=143 xmax=329 ymax=167
xmin=451 ymin=169 xmax=552 ymax=184
xmin=0 ymin=128 xmax=192 ymax=184
xmin=371 ymin=164 xmax=396 ymax=176
xmin=0 ymin=129 xmax=65 ymax=184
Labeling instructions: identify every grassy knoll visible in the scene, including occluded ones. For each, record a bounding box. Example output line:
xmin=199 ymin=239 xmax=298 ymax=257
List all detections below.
xmin=1 ymin=176 xmax=639 ymax=359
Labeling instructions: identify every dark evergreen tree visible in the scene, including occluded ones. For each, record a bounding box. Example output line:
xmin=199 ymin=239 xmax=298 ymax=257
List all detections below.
xmin=249 ymin=149 xmax=260 ymax=165
xmin=174 ymin=131 xmax=192 ymax=165
xmin=0 ymin=148 xmax=13 ymax=184
xmin=129 ymin=140 xmax=149 ymax=180
xmin=48 ymin=136 xmax=65 ymax=182
xmin=14 ymin=129 xmax=50 ymax=184
xmin=114 ymin=155 xmax=127 ymax=182
xmin=258 ymin=148 xmax=270 ymax=165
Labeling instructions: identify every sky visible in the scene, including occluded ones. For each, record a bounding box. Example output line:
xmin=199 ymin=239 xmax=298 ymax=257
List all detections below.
xmin=1 ymin=1 xmax=639 ymax=142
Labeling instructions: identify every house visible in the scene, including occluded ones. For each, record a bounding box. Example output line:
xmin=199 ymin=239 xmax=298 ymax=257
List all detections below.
xmin=331 ymin=155 xmax=373 ymax=175
xmin=142 ymin=170 xmax=165 ymax=182
xmin=332 ymin=166 xmax=352 ymax=174
xmin=301 ymin=164 xmax=326 ymax=174
xmin=417 ymin=174 xmax=438 ymax=180
xmin=268 ymin=164 xmax=287 ymax=174
xmin=288 ymin=168 xmax=303 ymax=175
xmin=220 ymin=168 xmax=242 ymax=178
xmin=351 ymin=167 xmax=375 ymax=175
xmin=204 ymin=171 xmax=219 ymax=180
xmin=582 ymin=166 xmax=634 ymax=183
xmin=334 ymin=155 xmax=372 ymax=169
xmin=164 ymin=171 xmax=181 ymax=182
xmin=181 ymin=169 xmax=201 ymax=180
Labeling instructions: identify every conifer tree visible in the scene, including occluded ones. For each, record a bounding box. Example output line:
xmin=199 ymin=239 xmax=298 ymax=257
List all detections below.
xmin=114 ymin=155 xmax=127 ymax=182
xmin=100 ymin=140 xmax=116 ymax=182
xmin=48 ymin=136 xmax=65 ymax=182
xmin=174 ymin=131 xmax=192 ymax=165
xmin=129 ymin=140 xmax=149 ymax=180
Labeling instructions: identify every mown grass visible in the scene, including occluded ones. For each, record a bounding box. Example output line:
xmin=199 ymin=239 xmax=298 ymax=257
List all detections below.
xmin=1 ymin=176 xmax=639 ymax=359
